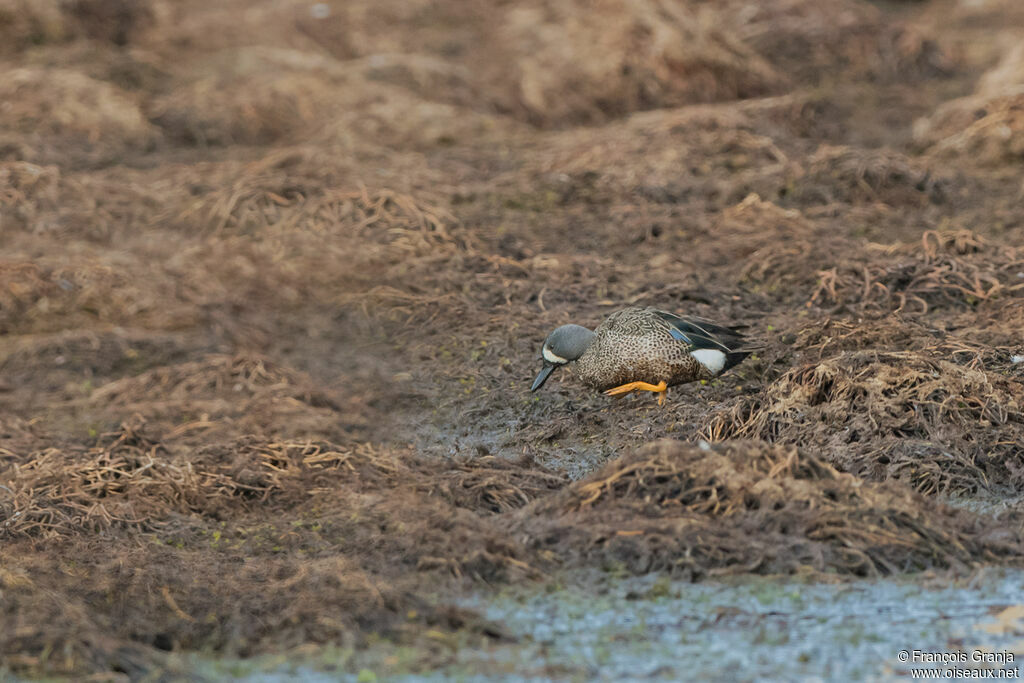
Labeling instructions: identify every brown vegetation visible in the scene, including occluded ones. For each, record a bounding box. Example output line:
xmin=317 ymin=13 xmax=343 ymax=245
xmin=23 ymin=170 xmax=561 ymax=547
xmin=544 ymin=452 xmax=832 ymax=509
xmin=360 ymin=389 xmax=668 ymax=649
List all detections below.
xmin=2 ymin=0 xmax=1024 ymax=677
xmin=519 ymin=440 xmax=1021 ymax=576
xmin=704 ymin=351 xmax=1024 ymax=494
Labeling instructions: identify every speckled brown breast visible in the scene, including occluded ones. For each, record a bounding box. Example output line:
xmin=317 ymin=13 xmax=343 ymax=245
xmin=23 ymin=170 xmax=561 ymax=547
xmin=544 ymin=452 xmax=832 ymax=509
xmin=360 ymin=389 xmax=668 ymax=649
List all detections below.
xmin=572 ymin=308 xmax=712 ymax=391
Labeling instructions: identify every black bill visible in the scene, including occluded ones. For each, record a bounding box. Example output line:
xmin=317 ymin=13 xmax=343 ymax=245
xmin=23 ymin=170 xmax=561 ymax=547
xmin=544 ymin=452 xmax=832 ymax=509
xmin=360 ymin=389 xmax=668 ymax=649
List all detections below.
xmin=530 ymin=363 xmax=556 ymax=391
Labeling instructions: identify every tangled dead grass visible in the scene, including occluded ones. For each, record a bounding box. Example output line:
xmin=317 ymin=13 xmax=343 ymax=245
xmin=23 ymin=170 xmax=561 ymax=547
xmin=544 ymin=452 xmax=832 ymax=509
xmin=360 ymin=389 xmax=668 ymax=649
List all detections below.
xmin=132 ymin=0 xmax=788 ymax=129
xmin=0 ymin=408 xmax=557 ymax=675
xmin=522 ymin=100 xmax=794 ymax=212
xmin=165 ymin=151 xmax=459 ymax=249
xmin=422 ymin=454 xmax=569 ymax=515
xmin=916 ymin=93 xmax=1024 ymax=164
xmin=0 ymin=0 xmax=154 ymax=54
xmin=71 ymin=353 xmax=368 ymax=446
xmin=730 ymin=0 xmax=952 ymax=82
xmin=914 ymin=43 xmax=1024 ymax=164
xmin=0 ymin=161 xmax=186 ymax=241
xmin=517 ymin=440 xmax=1021 ymax=578
xmin=0 ymin=66 xmax=158 ymax=166
xmin=476 ymin=0 xmax=787 ymax=126
xmin=5 ymin=422 xmax=385 ymax=536
xmin=743 ymin=230 xmax=1024 ymax=313
xmin=62 ymin=0 xmax=155 ymax=46
xmin=149 ymin=48 xmax=354 ymax=147
xmin=711 ymin=193 xmax=817 ymax=265
xmin=810 ymin=231 xmax=1024 ymax=314
xmin=90 ymin=353 xmax=313 ymax=406
xmin=93 ymin=0 xmax=951 ymax=135
xmin=149 ymin=149 xmax=495 ymax=323
xmin=5 ymin=427 xmax=1020 ymax=674
xmin=0 ymin=257 xmax=197 ymax=335
xmin=702 ymin=352 xmax=1024 ymax=495
xmin=2 ymin=0 xmax=1024 ymax=677
xmin=0 ymin=0 xmax=68 ymax=55
xmin=0 ymin=408 xmax=569 ymax=536
xmin=0 ymin=162 xmax=61 ymax=231
xmin=0 ymin=328 xmax=206 ymax=400
xmin=787 ymin=144 xmax=942 ymax=205
xmin=150 ymin=45 xmax=520 ymax=149
xmin=1 ymin=146 xmax=477 ymax=336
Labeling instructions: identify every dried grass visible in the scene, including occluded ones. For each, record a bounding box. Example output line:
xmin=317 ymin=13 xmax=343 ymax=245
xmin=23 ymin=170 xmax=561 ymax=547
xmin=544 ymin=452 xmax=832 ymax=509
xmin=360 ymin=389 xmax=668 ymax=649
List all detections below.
xmin=517 ymin=440 xmax=1020 ymax=577
xmin=148 ymin=47 xmax=515 ymax=149
xmin=0 ymin=257 xmax=196 ymax=335
xmin=914 ymin=44 xmax=1024 ymax=164
xmin=145 ymin=0 xmax=786 ymax=127
xmin=703 ymin=352 xmax=1024 ymax=495
xmin=0 ymin=328 xmax=205 ymax=397
xmin=0 ymin=414 xmax=548 ymax=674
xmin=71 ymin=353 xmax=362 ymax=445
xmin=731 ymin=0 xmax=952 ymax=81
xmin=148 ymin=48 xmax=345 ymax=146
xmin=0 ymin=66 xmax=158 ymax=166
xmin=0 ymin=162 xmax=61 ymax=231
xmin=810 ymin=231 xmax=1024 ymax=314
xmin=0 ymin=409 xmax=567 ymax=538
xmin=90 ymin=353 xmax=309 ymax=405
xmin=917 ymin=93 xmax=1024 ymax=164
xmin=423 ymin=455 xmax=569 ymax=515
xmin=1 ymin=148 xmax=469 ymax=334
xmin=137 ymin=0 xmax=942 ymax=131
xmin=1 ymin=0 xmax=1022 ymax=677
xmin=6 ymin=426 xmax=1019 ymax=674
xmin=0 ymin=161 xmax=189 ymax=241
xmin=477 ymin=0 xmax=786 ymax=126
xmin=168 ymin=153 xmax=459 ymax=248
xmin=712 ymin=193 xmax=816 ymax=264
xmin=62 ymin=0 xmax=154 ymax=46
xmin=0 ymin=0 xmax=153 ymax=55
xmin=3 ymin=425 xmax=398 ymax=537
xmin=788 ymin=144 xmax=941 ymax=205
xmin=0 ymin=0 xmax=68 ymax=55
xmin=743 ymin=230 xmax=1024 ymax=313
xmin=137 ymin=0 xmax=321 ymax=58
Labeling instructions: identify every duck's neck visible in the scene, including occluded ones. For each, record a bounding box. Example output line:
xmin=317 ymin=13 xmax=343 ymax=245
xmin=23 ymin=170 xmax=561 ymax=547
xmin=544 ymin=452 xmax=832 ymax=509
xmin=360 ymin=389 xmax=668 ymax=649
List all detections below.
xmin=573 ymin=328 xmax=597 ymax=359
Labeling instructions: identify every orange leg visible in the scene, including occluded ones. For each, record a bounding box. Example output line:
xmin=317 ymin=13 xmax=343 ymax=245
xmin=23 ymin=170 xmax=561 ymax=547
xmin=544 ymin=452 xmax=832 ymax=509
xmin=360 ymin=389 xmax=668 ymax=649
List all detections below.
xmin=603 ymin=380 xmax=668 ymax=406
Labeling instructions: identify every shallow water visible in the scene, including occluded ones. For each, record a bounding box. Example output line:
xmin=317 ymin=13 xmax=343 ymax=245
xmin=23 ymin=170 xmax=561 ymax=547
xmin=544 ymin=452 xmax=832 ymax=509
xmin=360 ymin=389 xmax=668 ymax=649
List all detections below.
xmin=452 ymin=570 xmax=1024 ymax=681
xmin=182 ymin=569 xmax=1024 ymax=682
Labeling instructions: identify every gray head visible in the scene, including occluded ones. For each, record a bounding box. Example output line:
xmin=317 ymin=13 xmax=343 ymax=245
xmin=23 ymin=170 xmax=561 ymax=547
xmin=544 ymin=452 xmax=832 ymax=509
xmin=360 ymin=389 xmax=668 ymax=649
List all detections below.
xmin=530 ymin=324 xmax=596 ymax=392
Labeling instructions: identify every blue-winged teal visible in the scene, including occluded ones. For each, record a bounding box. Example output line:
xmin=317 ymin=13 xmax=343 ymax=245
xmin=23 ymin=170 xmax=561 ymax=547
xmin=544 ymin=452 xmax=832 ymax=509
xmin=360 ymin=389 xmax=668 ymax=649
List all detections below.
xmin=530 ymin=307 xmax=755 ymax=405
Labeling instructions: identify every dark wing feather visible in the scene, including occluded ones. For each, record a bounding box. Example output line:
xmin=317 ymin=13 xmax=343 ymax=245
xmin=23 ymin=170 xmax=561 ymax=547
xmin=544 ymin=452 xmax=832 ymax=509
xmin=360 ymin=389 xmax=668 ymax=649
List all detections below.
xmin=653 ymin=310 xmax=752 ymax=352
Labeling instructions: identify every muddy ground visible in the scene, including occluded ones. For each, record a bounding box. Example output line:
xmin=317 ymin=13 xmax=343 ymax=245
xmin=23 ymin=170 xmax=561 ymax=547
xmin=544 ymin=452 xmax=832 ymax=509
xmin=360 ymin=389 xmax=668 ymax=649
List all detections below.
xmin=2 ymin=0 xmax=1024 ymax=678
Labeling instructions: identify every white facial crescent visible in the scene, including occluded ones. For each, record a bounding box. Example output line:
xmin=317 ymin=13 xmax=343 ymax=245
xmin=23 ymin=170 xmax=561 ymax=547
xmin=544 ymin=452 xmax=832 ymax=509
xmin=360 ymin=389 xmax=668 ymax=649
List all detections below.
xmin=542 ymin=346 xmax=569 ymax=364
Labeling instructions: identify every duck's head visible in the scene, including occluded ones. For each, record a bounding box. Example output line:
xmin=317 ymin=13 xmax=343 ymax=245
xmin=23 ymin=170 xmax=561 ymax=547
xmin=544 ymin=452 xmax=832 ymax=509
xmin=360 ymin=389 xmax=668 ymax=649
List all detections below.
xmin=530 ymin=324 xmax=596 ymax=392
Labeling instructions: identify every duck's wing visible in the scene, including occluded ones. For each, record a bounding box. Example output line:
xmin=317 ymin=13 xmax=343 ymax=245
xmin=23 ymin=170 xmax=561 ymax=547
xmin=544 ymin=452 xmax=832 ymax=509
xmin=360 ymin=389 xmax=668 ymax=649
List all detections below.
xmin=654 ymin=311 xmax=761 ymax=374
xmin=652 ymin=310 xmax=750 ymax=351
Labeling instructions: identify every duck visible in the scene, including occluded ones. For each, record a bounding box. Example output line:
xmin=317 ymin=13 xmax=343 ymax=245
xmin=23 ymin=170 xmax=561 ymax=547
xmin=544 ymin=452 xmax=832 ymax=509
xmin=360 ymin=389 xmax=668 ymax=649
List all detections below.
xmin=530 ymin=306 xmax=755 ymax=405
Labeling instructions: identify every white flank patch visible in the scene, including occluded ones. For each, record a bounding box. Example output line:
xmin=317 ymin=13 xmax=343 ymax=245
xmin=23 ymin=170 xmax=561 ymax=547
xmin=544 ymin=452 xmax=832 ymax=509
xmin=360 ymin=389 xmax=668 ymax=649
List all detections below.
xmin=542 ymin=346 xmax=569 ymax=364
xmin=691 ymin=349 xmax=726 ymax=375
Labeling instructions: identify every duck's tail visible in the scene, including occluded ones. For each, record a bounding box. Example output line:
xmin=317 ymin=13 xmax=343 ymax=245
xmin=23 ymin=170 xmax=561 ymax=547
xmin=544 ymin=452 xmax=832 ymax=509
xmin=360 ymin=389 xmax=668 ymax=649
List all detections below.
xmin=723 ymin=349 xmax=755 ymax=372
